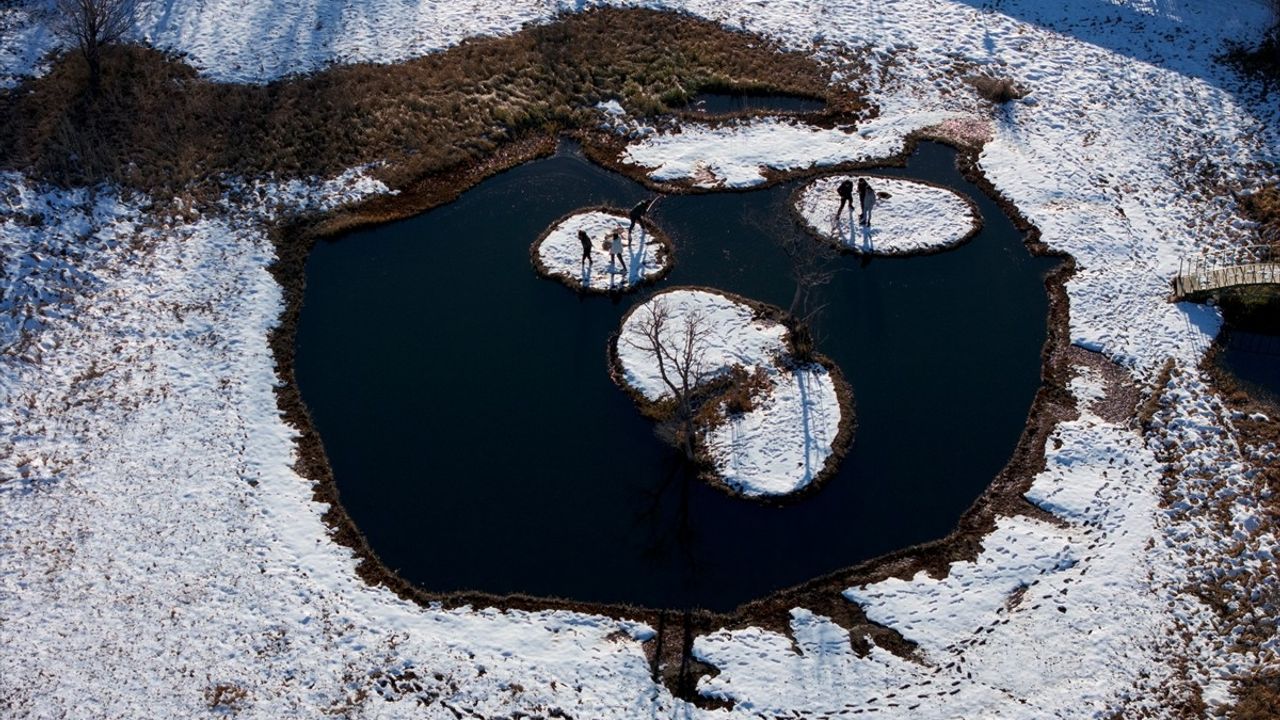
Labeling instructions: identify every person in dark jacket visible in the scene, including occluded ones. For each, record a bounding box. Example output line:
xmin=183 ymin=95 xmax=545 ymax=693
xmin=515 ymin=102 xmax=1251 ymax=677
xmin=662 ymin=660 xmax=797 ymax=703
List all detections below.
xmin=578 ymin=229 xmax=592 ymax=267
xmin=835 ymin=178 xmax=854 ymax=221
xmin=858 ymin=178 xmax=876 ymax=227
xmin=628 ymin=198 xmax=658 ymax=244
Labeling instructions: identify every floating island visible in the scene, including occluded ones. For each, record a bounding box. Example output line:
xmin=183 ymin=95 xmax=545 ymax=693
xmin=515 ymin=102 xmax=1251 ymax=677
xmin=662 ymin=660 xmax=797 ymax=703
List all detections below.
xmin=794 ymin=175 xmax=981 ymax=256
xmin=611 ymin=287 xmax=854 ymax=499
xmin=531 ymin=208 xmax=673 ymax=293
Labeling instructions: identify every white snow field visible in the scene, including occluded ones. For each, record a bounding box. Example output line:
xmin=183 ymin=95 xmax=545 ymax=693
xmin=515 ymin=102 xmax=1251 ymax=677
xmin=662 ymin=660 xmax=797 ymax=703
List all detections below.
xmin=533 ymin=210 xmax=670 ymax=292
xmin=3 ymin=0 xmax=1280 ymax=717
xmin=614 ymin=289 xmax=844 ymax=497
xmin=795 ymin=175 xmax=980 ymax=255
xmin=620 ymin=113 xmax=958 ymax=189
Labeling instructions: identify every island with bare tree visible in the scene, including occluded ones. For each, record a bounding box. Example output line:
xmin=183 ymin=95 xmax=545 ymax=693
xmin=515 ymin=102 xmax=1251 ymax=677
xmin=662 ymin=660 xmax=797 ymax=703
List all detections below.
xmin=609 ymin=287 xmax=854 ymax=499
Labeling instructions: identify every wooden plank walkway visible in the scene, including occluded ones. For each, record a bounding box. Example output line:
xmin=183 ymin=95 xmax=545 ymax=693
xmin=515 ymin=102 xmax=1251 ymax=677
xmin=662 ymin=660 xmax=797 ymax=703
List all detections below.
xmin=1173 ymin=262 xmax=1280 ymax=299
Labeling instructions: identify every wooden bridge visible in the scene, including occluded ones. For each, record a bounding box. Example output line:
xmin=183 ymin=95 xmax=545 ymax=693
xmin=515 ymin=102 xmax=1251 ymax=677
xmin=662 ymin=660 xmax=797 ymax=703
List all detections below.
xmin=1172 ymin=245 xmax=1280 ymax=301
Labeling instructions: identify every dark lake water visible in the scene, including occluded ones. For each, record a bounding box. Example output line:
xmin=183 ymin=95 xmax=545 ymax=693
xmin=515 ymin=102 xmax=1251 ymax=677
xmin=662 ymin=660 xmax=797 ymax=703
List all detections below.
xmin=1219 ymin=330 xmax=1280 ymax=407
xmin=683 ymin=92 xmax=825 ymax=115
xmin=295 ymin=141 xmax=1060 ymax=611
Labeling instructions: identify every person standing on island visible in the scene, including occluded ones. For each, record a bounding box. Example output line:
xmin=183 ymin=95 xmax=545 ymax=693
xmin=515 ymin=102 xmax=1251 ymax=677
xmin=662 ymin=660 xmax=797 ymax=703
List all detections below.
xmin=858 ymin=178 xmax=876 ymax=227
xmin=609 ymin=228 xmax=627 ymax=276
xmin=578 ymin=229 xmax=592 ymax=268
xmin=628 ymin=197 xmax=658 ymax=245
xmin=835 ymin=178 xmax=854 ymax=222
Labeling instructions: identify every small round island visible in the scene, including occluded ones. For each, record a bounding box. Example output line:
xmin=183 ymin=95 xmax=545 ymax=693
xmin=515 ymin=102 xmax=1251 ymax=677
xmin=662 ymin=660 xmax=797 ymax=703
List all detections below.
xmin=532 ymin=208 xmax=673 ymax=294
xmin=794 ymin=175 xmax=980 ymax=256
xmin=610 ymin=287 xmax=855 ymax=500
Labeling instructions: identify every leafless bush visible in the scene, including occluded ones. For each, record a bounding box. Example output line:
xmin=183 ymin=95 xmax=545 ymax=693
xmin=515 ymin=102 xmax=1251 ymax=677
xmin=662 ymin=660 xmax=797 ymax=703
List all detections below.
xmin=721 ymin=364 xmax=772 ymax=416
xmin=968 ymin=74 xmax=1027 ymax=104
xmin=1240 ymin=185 xmax=1280 ymax=250
xmin=52 ymin=0 xmax=136 ymax=93
xmin=777 ymin=227 xmax=837 ymax=362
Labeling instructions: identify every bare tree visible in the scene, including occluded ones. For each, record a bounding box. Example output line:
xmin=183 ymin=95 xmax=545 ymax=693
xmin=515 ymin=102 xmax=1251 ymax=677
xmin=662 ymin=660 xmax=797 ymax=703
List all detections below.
xmin=53 ymin=0 xmax=136 ymax=93
xmin=624 ymin=298 xmax=711 ymax=460
xmin=777 ymin=230 xmax=837 ymax=361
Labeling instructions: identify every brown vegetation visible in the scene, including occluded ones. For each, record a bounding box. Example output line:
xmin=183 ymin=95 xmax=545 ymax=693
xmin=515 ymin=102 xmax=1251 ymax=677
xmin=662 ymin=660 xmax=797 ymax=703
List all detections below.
xmin=52 ymin=0 xmax=136 ymax=94
xmin=968 ymin=74 xmax=1027 ymax=104
xmin=0 ymin=8 xmax=856 ymax=196
xmin=1230 ymin=673 xmax=1280 ymax=720
xmin=1240 ymin=184 xmax=1280 ymax=250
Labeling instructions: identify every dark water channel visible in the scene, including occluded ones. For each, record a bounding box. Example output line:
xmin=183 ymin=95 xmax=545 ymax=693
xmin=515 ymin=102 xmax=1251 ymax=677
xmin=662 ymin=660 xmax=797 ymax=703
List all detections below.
xmin=1219 ymin=331 xmax=1280 ymax=407
xmin=683 ymin=92 xmax=825 ymax=115
xmin=295 ymin=142 xmax=1060 ymax=611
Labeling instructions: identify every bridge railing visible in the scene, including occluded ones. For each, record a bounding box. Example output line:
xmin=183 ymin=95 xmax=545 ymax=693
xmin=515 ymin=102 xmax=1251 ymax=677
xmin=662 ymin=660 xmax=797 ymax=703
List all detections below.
xmin=1174 ymin=244 xmax=1280 ymax=298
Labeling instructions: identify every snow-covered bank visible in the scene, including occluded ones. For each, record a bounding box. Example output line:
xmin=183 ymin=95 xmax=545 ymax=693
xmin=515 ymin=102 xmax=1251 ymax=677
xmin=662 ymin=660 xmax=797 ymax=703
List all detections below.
xmin=619 ymin=113 xmax=954 ymax=189
xmin=532 ymin=209 xmax=671 ymax=292
xmin=0 ymin=173 xmax=671 ymax=718
xmin=794 ymin=175 xmax=979 ymax=255
xmin=613 ymin=288 xmax=847 ymax=497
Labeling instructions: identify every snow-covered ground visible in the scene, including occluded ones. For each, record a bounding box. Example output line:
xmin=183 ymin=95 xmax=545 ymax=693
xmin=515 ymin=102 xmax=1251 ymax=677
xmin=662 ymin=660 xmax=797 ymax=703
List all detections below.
xmin=613 ymin=288 xmax=845 ymax=497
xmin=620 ymin=113 xmax=954 ymax=188
xmin=532 ymin=209 xmax=670 ymax=292
xmin=795 ymin=175 xmax=979 ymax=255
xmin=703 ymin=362 xmax=843 ymax=497
xmin=3 ymin=0 xmax=1280 ymax=717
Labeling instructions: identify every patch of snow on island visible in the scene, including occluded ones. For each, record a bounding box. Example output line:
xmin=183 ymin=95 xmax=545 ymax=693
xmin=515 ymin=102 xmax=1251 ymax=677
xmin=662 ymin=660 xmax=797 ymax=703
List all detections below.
xmin=704 ymin=363 xmax=842 ymax=497
xmin=615 ymin=289 xmax=844 ymax=497
xmin=796 ymin=176 xmax=979 ymax=255
xmin=533 ymin=210 xmax=669 ymax=292
xmin=621 ymin=113 xmax=952 ymax=189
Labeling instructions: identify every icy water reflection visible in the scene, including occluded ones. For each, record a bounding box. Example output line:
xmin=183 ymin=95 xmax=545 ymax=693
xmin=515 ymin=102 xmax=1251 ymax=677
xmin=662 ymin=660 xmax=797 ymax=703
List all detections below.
xmin=295 ymin=142 xmax=1060 ymax=611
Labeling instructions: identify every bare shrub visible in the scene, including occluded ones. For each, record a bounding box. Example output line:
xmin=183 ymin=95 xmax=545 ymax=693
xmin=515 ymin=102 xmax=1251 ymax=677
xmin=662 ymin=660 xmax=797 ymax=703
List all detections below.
xmin=52 ymin=0 xmax=136 ymax=93
xmin=777 ymin=225 xmax=837 ymax=362
xmin=721 ymin=364 xmax=772 ymax=416
xmin=1240 ymin=185 xmax=1280 ymax=250
xmin=968 ymin=74 xmax=1027 ymax=104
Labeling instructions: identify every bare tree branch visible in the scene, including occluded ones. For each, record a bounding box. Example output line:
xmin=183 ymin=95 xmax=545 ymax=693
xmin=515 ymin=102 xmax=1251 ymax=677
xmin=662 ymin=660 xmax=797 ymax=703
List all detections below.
xmin=778 ymin=231 xmax=837 ymax=323
xmin=623 ymin=298 xmax=712 ymax=459
xmin=52 ymin=0 xmax=136 ymax=92
xmin=774 ymin=228 xmax=837 ymax=361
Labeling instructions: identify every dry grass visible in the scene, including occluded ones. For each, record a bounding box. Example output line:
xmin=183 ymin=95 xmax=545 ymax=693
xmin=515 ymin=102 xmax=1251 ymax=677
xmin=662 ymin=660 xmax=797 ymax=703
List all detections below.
xmin=1230 ymin=674 xmax=1280 ymax=720
xmin=204 ymin=682 xmax=249 ymax=712
xmin=0 ymin=8 xmax=855 ymax=196
xmin=695 ymin=364 xmax=773 ymax=430
xmin=1240 ymin=184 xmax=1280 ymax=250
